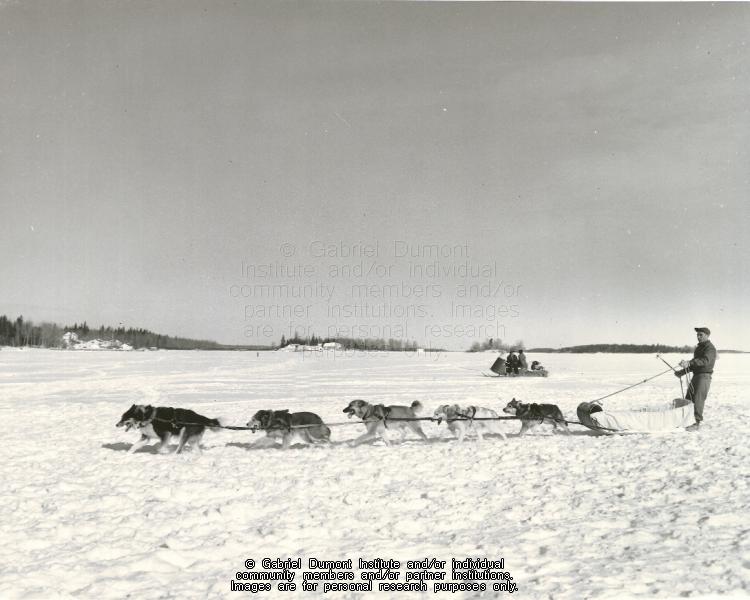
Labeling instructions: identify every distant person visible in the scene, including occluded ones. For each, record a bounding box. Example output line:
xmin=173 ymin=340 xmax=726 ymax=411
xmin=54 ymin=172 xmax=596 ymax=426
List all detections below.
xmin=530 ymin=360 xmax=545 ymax=371
xmin=505 ymin=351 xmax=520 ymax=375
xmin=674 ymin=327 xmax=716 ymax=431
xmin=518 ymin=349 xmax=528 ymax=372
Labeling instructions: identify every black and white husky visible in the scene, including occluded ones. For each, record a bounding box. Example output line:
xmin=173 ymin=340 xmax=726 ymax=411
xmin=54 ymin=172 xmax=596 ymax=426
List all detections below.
xmin=116 ymin=404 xmax=222 ymax=454
xmin=246 ymin=409 xmax=331 ymax=449
xmin=502 ymin=398 xmax=570 ymax=436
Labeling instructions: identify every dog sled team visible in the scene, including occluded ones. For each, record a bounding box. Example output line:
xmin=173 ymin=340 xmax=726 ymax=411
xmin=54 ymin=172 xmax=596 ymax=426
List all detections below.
xmin=116 ymin=397 xmax=569 ymax=454
xmin=116 ymin=328 xmax=714 ymax=452
xmin=489 ymin=349 xmax=548 ymax=377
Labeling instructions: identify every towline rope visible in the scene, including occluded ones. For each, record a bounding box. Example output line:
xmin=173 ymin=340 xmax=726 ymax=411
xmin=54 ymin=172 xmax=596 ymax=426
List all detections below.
xmin=147 ymin=414 xmax=522 ymax=432
xmin=147 ymin=413 xmax=620 ymax=433
xmin=586 ymin=367 xmax=674 ymax=404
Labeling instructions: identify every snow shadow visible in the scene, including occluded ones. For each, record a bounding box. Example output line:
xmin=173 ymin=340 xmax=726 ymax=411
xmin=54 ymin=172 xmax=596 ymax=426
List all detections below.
xmin=504 ymin=429 xmax=602 ymax=438
xmin=101 ymin=442 xmax=184 ymax=454
xmin=225 ymin=440 xmax=353 ymax=452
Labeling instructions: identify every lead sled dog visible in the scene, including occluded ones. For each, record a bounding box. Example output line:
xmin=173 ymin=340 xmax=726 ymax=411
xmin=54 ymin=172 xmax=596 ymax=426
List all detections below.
xmin=116 ymin=404 xmax=222 ymax=454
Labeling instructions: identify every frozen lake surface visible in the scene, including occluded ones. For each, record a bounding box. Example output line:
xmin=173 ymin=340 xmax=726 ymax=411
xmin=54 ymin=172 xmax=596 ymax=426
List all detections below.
xmin=1 ymin=349 xmax=748 ymax=599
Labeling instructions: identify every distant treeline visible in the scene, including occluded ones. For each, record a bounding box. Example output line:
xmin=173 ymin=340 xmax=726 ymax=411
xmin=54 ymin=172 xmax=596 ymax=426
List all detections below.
xmin=280 ymin=333 xmax=440 ymax=352
xmin=527 ymin=344 xmax=695 ymax=353
xmin=0 ymin=315 xmax=56 ymax=347
xmin=0 ymin=315 xmax=222 ymax=350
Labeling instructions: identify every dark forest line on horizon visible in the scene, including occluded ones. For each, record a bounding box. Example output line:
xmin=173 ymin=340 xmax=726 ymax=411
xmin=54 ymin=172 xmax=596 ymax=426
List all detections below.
xmin=0 ymin=315 xmax=744 ymax=353
xmin=0 ymin=315 xmax=226 ymax=351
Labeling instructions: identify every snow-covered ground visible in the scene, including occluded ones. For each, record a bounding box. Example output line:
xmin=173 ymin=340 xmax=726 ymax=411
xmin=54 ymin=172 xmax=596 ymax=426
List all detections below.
xmin=1 ymin=349 xmax=748 ymax=599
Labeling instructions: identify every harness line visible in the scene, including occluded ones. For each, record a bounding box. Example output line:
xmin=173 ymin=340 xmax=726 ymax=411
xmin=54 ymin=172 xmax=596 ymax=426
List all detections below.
xmin=587 ymin=367 xmax=673 ymax=404
xmin=657 ymin=354 xmax=685 ymax=400
xmin=147 ymin=413 xmax=622 ymax=433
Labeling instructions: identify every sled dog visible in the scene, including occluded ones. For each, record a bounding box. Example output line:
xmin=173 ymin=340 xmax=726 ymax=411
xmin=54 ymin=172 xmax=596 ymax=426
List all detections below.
xmin=502 ymin=398 xmax=570 ymax=436
xmin=433 ymin=404 xmax=507 ymax=443
xmin=116 ymin=404 xmax=222 ymax=454
xmin=342 ymin=399 xmax=427 ymax=446
xmin=247 ymin=410 xmax=331 ymax=449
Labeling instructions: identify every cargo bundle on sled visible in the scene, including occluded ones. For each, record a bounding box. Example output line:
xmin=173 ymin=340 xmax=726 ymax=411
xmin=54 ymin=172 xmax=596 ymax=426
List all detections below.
xmin=576 ymin=398 xmax=696 ymax=434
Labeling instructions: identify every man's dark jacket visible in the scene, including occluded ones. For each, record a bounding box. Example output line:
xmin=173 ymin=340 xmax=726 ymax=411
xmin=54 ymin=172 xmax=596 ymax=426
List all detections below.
xmin=675 ymin=340 xmax=716 ymax=376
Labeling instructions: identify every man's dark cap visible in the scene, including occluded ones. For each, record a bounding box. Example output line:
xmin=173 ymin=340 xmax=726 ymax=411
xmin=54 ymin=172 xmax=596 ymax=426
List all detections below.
xmin=695 ymin=327 xmax=711 ymax=336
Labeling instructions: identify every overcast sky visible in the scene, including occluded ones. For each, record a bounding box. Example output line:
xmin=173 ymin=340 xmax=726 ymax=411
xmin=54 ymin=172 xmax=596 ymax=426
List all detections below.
xmin=1 ymin=1 xmax=748 ymax=351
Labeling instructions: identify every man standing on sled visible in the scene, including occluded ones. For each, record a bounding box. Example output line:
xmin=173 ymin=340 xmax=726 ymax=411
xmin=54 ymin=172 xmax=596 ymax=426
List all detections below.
xmin=675 ymin=327 xmax=716 ymax=431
